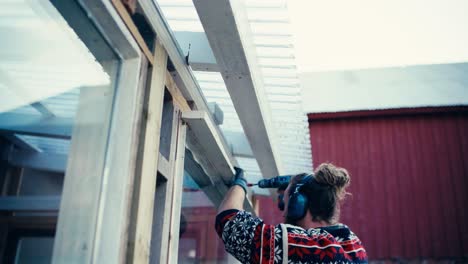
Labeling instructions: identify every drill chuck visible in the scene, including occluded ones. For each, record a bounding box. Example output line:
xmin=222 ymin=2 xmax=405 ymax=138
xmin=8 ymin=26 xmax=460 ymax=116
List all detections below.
xmin=257 ymin=175 xmax=293 ymax=189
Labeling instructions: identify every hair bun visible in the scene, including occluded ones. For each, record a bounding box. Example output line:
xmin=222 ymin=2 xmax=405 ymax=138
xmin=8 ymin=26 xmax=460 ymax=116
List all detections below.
xmin=314 ymin=163 xmax=350 ymax=190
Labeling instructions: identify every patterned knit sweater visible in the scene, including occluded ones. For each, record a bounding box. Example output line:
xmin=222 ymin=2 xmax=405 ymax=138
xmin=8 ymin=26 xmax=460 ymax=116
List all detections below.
xmin=215 ymin=209 xmax=368 ymax=264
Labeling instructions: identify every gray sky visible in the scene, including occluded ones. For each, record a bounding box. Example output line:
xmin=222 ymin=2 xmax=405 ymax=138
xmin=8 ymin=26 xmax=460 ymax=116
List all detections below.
xmin=287 ymin=0 xmax=468 ymax=73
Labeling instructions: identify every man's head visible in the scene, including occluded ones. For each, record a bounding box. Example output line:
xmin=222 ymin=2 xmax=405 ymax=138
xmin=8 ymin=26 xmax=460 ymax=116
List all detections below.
xmin=283 ymin=163 xmax=351 ymax=226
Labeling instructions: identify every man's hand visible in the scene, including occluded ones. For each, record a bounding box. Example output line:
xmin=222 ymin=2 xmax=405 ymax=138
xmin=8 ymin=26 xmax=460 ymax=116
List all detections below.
xmin=217 ymin=167 xmax=247 ymax=213
xmin=232 ymin=167 xmax=248 ymax=195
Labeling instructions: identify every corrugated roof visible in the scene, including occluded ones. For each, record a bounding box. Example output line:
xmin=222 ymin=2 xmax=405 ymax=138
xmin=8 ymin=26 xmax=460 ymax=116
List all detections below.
xmin=157 ymin=0 xmax=312 ymax=193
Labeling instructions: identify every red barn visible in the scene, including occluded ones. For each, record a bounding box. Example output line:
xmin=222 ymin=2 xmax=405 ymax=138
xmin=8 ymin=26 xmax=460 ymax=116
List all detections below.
xmin=258 ymin=106 xmax=468 ymax=262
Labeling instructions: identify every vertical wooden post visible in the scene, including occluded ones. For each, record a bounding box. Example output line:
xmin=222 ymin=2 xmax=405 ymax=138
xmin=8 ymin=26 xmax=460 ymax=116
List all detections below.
xmin=127 ymin=39 xmax=168 ymax=263
xmin=52 ymin=78 xmax=116 ymax=263
xmin=150 ymin=104 xmax=179 ymax=264
xmin=167 ymin=111 xmax=187 ymax=264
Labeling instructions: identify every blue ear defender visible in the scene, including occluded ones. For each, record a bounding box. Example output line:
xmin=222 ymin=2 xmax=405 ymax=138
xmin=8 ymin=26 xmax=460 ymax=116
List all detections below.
xmin=286 ymin=174 xmax=314 ymax=221
xmin=277 ymin=194 xmax=285 ymax=211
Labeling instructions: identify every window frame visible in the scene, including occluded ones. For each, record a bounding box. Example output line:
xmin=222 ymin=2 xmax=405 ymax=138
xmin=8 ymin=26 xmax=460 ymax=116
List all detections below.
xmin=50 ymin=0 xmax=144 ymax=263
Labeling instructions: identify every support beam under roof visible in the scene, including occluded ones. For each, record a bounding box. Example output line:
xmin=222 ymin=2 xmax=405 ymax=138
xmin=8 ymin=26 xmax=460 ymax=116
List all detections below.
xmin=193 ymin=0 xmax=283 ymax=182
xmin=6 ymin=149 xmax=67 ymax=173
xmin=0 ymin=113 xmax=72 ymax=139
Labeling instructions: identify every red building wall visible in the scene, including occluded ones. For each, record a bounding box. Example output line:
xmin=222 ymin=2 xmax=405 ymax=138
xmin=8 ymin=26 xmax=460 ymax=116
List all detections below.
xmin=258 ymin=107 xmax=468 ymax=261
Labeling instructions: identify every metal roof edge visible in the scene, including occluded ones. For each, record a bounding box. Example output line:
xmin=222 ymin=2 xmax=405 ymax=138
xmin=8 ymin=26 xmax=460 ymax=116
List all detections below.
xmin=308 ymin=105 xmax=468 ymax=121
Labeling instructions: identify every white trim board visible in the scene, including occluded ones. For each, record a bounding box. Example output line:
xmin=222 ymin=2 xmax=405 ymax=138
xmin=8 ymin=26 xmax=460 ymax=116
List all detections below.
xmin=193 ymin=0 xmax=283 ymax=189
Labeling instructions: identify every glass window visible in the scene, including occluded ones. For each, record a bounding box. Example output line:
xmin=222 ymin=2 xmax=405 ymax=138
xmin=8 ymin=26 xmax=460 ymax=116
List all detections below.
xmin=14 ymin=237 xmax=54 ymax=264
xmin=0 ymin=0 xmax=118 ymax=262
xmin=178 ymin=171 xmax=229 ymax=263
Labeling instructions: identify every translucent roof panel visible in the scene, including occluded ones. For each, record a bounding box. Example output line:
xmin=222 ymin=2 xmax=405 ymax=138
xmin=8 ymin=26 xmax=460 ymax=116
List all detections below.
xmin=1 ymin=0 xmax=111 ymax=159
xmin=0 ymin=0 xmax=109 ymax=114
xmin=157 ymin=0 xmax=313 ymax=190
xmin=16 ymin=135 xmax=70 ymax=155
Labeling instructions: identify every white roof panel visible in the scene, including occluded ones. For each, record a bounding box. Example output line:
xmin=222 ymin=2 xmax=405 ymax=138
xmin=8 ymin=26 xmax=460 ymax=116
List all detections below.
xmin=157 ymin=0 xmax=312 ymax=190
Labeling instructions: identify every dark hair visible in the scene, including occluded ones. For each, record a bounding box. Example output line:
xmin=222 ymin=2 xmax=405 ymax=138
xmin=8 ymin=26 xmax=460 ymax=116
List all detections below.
xmin=294 ymin=163 xmax=350 ymax=224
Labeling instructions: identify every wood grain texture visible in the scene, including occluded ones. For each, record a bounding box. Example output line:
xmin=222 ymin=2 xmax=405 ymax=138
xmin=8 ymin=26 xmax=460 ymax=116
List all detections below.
xmin=111 ymin=0 xmax=154 ymax=64
xmin=127 ymin=39 xmax=167 ymax=264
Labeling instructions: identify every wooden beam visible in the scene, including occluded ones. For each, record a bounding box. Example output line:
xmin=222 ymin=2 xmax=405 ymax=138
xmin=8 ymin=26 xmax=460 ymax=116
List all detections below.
xmin=150 ymin=105 xmax=181 ymax=264
xmin=31 ymin=102 xmax=55 ymax=117
xmin=165 ymin=71 xmax=191 ymax=111
xmin=167 ymin=117 xmax=187 ymax=264
xmin=182 ymin=111 xmax=234 ymax=184
xmin=127 ymin=39 xmax=167 ymax=264
xmin=53 ymin=81 xmax=116 ymax=264
xmin=193 ymin=0 xmax=283 ymax=185
xmin=0 ymin=113 xmax=72 ymax=139
xmin=7 ymin=150 xmax=67 ymax=173
xmin=111 ymin=0 xmax=154 ymax=64
xmin=0 ymin=196 xmax=60 ymax=211
xmin=183 ymin=112 xmax=256 ymax=213
xmin=91 ymin=57 xmax=146 ymax=263
xmin=139 ymin=0 xmax=251 ymax=203
xmin=157 ymin=153 xmax=171 ymax=178
xmin=139 ymin=0 xmax=210 ymax=109
xmin=2 ymin=134 xmax=41 ymax=153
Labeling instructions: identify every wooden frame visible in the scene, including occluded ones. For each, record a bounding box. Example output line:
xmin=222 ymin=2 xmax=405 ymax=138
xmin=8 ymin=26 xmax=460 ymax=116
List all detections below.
xmin=150 ymin=103 xmax=187 ymax=264
xmin=193 ymin=0 xmax=283 ymax=196
xmin=111 ymin=0 xmax=155 ymax=64
xmin=45 ymin=0 xmax=261 ymax=263
xmin=167 ymin=114 xmax=187 ymax=263
xmin=52 ymin=0 xmax=144 ymax=263
xmin=126 ymin=39 xmax=167 ymax=264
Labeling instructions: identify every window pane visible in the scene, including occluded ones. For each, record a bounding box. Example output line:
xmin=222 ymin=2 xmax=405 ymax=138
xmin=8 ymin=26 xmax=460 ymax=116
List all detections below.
xmin=15 ymin=237 xmax=54 ymax=264
xmin=0 ymin=0 xmax=118 ymax=262
xmin=179 ymin=171 xmax=229 ymax=263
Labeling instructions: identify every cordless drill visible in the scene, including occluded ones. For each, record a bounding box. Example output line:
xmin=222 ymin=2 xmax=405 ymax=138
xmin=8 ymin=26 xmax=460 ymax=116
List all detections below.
xmin=249 ymin=175 xmax=293 ymax=211
xmin=251 ymin=175 xmax=293 ymax=189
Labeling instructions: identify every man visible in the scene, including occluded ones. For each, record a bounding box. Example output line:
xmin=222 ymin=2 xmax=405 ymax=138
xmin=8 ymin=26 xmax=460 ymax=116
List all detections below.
xmin=215 ymin=164 xmax=368 ymax=263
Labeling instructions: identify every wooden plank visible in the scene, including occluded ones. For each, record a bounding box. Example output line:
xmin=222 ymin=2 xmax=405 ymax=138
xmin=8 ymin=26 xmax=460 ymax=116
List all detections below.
xmin=167 ymin=114 xmax=187 ymax=264
xmin=0 ymin=196 xmax=60 ymax=211
xmin=193 ymin=0 xmax=283 ymax=190
xmin=92 ymin=57 xmax=146 ymax=263
xmin=7 ymin=150 xmax=67 ymax=173
xmin=150 ymin=104 xmax=180 ymax=264
xmin=139 ymin=0 xmax=209 ymax=108
xmin=0 ymin=113 xmax=72 ymax=139
xmin=52 ymin=79 xmax=116 ymax=264
xmin=31 ymin=102 xmax=55 ymax=117
xmin=182 ymin=111 xmax=234 ymax=184
xmin=165 ymin=71 xmax=191 ymax=111
xmin=127 ymin=39 xmax=167 ymax=264
xmin=78 ymin=0 xmax=140 ymax=60
xmin=139 ymin=0 xmax=254 ymax=205
xmin=157 ymin=153 xmax=171 ymax=178
xmin=111 ymin=0 xmax=155 ymax=64
xmin=2 ymin=134 xmax=41 ymax=153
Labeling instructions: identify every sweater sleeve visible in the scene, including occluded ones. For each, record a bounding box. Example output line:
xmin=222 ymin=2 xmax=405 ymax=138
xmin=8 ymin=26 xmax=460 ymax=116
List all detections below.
xmin=215 ymin=209 xmax=264 ymax=263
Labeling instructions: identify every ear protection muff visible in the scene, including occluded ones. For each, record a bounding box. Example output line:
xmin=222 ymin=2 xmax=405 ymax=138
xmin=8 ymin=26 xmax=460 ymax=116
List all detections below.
xmin=277 ymin=194 xmax=285 ymax=211
xmin=286 ymin=175 xmax=314 ymax=221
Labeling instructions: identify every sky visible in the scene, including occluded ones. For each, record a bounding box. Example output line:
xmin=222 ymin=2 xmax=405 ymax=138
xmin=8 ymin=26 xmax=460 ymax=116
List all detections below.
xmin=287 ymin=0 xmax=468 ymax=73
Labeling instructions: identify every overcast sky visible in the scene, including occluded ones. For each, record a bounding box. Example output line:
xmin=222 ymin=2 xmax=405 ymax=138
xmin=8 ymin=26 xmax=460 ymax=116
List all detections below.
xmin=287 ymin=0 xmax=468 ymax=73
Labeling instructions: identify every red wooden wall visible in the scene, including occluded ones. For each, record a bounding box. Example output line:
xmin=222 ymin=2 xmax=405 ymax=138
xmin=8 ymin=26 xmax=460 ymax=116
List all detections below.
xmin=258 ymin=107 xmax=468 ymax=261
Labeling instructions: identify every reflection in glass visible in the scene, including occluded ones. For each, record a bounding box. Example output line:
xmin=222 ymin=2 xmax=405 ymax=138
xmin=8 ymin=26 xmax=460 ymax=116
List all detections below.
xmin=179 ymin=171 xmax=229 ymax=263
xmin=0 ymin=0 xmax=117 ymax=263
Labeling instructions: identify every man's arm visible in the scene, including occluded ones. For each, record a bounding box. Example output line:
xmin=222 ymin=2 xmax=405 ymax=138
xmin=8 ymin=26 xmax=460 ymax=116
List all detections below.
xmin=218 ymin=185 xmax=245 ymax=213
xmin=217 ymin=167 xmax=247 ymax=213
